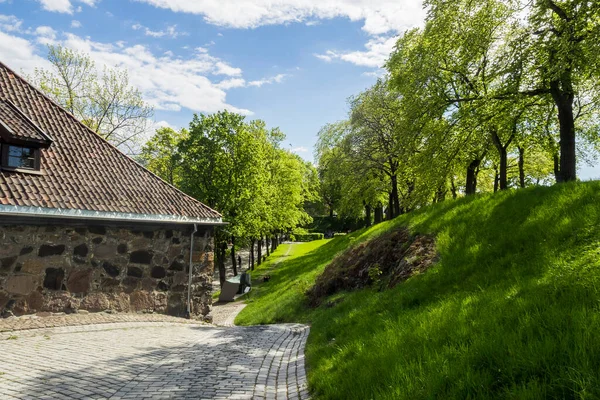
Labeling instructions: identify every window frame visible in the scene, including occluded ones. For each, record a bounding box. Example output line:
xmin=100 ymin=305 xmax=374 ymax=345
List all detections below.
xmin=1 ymin=144 xmax=41 ymax=171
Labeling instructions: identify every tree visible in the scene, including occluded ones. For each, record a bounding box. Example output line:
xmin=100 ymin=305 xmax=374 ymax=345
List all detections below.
xmin=31 ymin=45 xmax=153 ymax=153
xmin=139 ymin=127 xmax=187 ymax=185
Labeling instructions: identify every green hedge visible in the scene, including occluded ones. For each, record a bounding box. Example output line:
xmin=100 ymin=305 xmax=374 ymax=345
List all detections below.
xmin=294 ymin=233 xmax=325 ymax=242
xmin=333 ymin=233 xmax=347 ymax=237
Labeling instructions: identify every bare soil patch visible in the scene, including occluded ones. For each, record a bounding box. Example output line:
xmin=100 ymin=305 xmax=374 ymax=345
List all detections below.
xmin=307 ymin=227 xmax=438 ymax=306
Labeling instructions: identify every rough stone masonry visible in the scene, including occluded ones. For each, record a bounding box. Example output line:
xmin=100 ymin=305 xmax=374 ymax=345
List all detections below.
xmin=0 ymin=223 xmax=214 ymax=319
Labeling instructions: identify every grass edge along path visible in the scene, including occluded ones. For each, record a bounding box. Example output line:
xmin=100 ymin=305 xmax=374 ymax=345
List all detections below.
xmin=238 ymin=182 xmax=600 ymax=399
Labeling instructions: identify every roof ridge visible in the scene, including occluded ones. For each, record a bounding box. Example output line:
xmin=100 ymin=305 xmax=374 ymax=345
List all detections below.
xmin=0 ymin=60 xmax=222 ymax=219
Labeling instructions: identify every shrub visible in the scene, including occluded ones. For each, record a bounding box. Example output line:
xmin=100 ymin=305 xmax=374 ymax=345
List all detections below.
xmin=294 ymin=233 xmax=325 ymax=242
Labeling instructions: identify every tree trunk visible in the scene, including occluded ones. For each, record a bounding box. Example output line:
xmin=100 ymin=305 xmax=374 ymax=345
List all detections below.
xmin=553 ymin=153 xmax=560 ymax=183
xmin=518 ymin=146 xmax=526 ymax=188
xmin=218 ymin=242 xmax=227 ymax=288
xmin=329 ymin=206 xmax=334 ymax=218
xmin=265 ymin=236 xmax=270 ymax=257
xmin=494 ymin=168 xmax=499 ymax=193
xmin=491 ymin=129 xmax=512 ymax=191
xmin=551 ymin=79 xmax=576 ymax=182
xmin=230 ymin=236 xmax=238 ymax=276
xmin=271 ymin=236 xmax=277 ymax=253
xmin=257 ymin=238 xmax=262 ymax=266
xmin=450 ymin=177 xmax=457 ymax=199
xmin=465 ymin=158 xmax=481 ymax=195
xmin=250 ymin=239 xmax=255 ymax=271
xmin=364 ymin=202 xmax=372 ymax=228
xmin=391 ymin=175 xmax=400 ymax=218
xmin=386 ymin=192 xmax=394 ymax=220
xmin=374 ymin=203 xmax=383 ymax=224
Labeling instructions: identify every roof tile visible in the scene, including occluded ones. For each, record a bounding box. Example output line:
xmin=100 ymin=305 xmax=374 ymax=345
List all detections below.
xmin=0 ymin=62 xmax=221 ymax=221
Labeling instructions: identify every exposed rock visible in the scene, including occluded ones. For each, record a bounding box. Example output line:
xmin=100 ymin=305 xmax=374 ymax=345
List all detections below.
xmin=21 ymin=258 xmax=50 ymax=275
xmin=0 ymin=256 xmax=17 ymax=272
xmin=173 ymin=272 xmax=188 ymax=286
xmin=154 ymin=292 xmax=168 ymax=313
xmin=27 ymin=291 xmax=44 ymax=311
xmin=42 ymin=292 xmax=80 ymax=313
xmin=130 ymin=291 xmax=153 ymax=312
xmin=127 ymin=267 xmax=143 ymax=278
xmin=0 ymin=244 xmax=17 ymax=257
xmin=43 ymin=268 xmax=65 ymax=290
xmin=107 ymin=293 xmax=130 ymax=312
xmin=92 ymin=237 xmax=103 ymax=244
xmin=141 ymin=278 xmax=156 ymax=292
xmin=102 ymin=262 xmax=120 ymax=278
xmin=73 ymin=243 xmax=88 ymax=257
xmin=38 ymin=244 xmax=66 ymax=257
xmin=66 ymin=269 xmax=93 ymax=294
xmin=81 ymin=293 xmax=110 ymax=312
xmin=19 ymin=246 xmax=34 ymax=256
xmin=0 ymin=291 xmax=9 ymax=310
xmin=169 ymin=259 xmax=185 ymax=271
xmin=100 ymin=278 xmax=120 ymax=291
xmin=122 ymin=277 xmax=139 ymax=293
xmin=130 ymin=250 xmax=153 ymax=264
xmin=5 ymin=275 xmax=38 ymax=295
xmin=167 ymin=294 xmax=185 ymax=316
xmin=94 ymin=244 xmax=117 ymax=259
xmin=151 ymin=266 xmax=167 ymax=279
xmin=117 ymin=243 xmax=128 ymax=254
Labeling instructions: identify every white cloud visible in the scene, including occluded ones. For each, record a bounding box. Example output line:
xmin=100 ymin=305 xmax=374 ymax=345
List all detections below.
xmin=133 ymin=23 xmax=186 ymax=39
xmin=58 ymin=33 xmax=253 ymax=114
xmin=37 ymin=0 xmax=73 ymax=13
xmin=133 ymin=0 xmax=424 ymax=36
xmin=0 ymin=14 xmax=22 ymax=32
xmin=316 ymin=35 xmax=398 ymax=68
xmin=248 ymin=73 xmax=288 ymax=87
xmin=216 ymin=78 xmax=247 ymax=90
xmin=71 ymin=20 xmax=82 ymax=28
xmin=36 ymin=0 xmax=99 ymax=14
xmin=34 ymin=26 xmax=58 ymax=45
xmin=0 ymin=30 xmax=50 ymax=73
xmin=291 ymin=146 xmax=308 ymax=153
xmin=133 ymin=0 xmax=424 ymax=70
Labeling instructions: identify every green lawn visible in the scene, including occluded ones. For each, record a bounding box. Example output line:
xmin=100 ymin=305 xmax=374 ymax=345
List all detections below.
xmin=237 ymin=181 xmax=600 ymax=399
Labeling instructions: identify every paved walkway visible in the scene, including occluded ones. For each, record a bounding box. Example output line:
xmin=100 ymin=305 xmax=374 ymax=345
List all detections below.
xmin=0 ymin=320 xmax=310 ymax=399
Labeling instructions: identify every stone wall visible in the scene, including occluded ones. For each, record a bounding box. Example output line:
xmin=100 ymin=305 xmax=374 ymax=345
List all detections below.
xmin=0 ymin=223 xmax=214 ymax=319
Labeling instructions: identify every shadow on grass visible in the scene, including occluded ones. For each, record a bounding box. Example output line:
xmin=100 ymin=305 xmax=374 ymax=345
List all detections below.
xmin=305 ymin=182 xmax=600 ymax=399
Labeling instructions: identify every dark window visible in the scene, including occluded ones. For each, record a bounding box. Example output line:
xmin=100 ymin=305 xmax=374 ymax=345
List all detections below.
xmin=6 ymin=145 xmax=36 ymax=169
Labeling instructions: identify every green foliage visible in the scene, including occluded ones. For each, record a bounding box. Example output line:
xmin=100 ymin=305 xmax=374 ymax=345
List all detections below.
xmin=142 ymin=111 xmax=316 ymax=252
xmin=139 ymin=127 xmax=187 ymax=185
xmin=294 ymin=233 xmax=325 ymax=242
xmin=238 ymin=181 xmax=600 ymax=399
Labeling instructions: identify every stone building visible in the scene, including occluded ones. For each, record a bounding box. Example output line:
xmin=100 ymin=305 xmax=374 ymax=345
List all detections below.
xmin=0 ymin=61 xmax=223 ymax=319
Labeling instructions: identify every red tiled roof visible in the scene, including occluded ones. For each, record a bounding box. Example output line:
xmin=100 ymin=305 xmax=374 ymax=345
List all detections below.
xmin=0 ymin=99 xmax=52 ymax=146
xmin=0 ymin=61 xmax=221 ymax=222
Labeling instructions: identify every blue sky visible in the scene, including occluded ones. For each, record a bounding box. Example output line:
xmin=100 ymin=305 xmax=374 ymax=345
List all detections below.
xmin=0 ymin=0 xmax=424 ymax=159
xmin=0 ymin=0 xmax=598 ymax=179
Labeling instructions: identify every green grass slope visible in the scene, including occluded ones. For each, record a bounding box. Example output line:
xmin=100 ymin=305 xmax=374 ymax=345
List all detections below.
xmin=237 ymin=182 xmax=600 ymax=399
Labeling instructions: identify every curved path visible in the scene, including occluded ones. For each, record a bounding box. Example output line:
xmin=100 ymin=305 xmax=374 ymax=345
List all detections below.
xmin=0 ymin=318 xmax=309 ymax=399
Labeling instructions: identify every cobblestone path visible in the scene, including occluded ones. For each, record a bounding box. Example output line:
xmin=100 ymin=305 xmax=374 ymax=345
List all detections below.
xmin=0 ymin=321 xmax=310 ymax=399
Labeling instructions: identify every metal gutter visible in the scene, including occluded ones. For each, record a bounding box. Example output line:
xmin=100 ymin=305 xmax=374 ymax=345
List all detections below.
xmin=0 ymin=204 xmax=226 ymax=226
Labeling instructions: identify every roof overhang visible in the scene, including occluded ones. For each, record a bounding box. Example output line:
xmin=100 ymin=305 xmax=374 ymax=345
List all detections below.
xmin=0 ymin=204 xmax=226 ymax=226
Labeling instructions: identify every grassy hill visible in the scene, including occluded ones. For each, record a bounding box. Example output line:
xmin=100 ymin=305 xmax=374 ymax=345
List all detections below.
xmin=236 ymin=181 xmax=600 ymax=399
